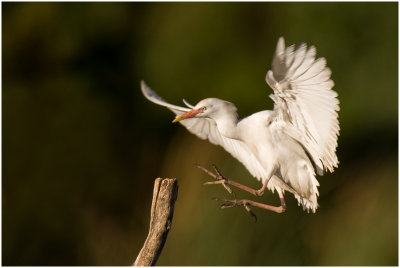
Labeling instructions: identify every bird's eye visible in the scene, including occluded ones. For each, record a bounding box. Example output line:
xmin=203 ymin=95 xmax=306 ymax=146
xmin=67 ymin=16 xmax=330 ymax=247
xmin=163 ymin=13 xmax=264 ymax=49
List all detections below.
xmin=200 ymin=106 xmax=207 ymax=111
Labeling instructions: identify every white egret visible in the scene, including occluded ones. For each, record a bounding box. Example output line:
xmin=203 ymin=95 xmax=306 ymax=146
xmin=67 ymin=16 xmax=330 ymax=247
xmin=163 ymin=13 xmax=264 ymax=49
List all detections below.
xmin=141 ymin=37 xmax=339 ymax=213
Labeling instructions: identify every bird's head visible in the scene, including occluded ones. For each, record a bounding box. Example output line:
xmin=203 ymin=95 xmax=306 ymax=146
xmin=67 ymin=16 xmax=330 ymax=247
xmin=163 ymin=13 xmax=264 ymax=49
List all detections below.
xmin=172 ymin=98 xmax=232 ymax=123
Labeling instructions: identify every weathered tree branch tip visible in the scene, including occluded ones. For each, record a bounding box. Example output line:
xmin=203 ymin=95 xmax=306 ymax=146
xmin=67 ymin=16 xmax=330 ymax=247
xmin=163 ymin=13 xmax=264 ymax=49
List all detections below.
xmin=133 ymin=178 xmax=178 ymax=266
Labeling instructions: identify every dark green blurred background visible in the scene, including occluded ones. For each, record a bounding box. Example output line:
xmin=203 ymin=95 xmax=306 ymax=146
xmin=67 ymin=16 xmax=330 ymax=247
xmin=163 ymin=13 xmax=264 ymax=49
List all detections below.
xmin=3 ymin=2 xmax=398 ymax=266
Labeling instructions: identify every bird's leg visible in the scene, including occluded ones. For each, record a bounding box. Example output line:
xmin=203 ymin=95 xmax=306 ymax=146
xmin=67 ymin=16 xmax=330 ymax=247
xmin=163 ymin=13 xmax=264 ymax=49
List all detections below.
xmin=255 ymin=177 xmax=270 ymax=196
xmin=214 ymin=197 xmax=285 ymax=221
xmin=277 ymin=189 xmax=287 ymax=210
xmin=196 ymin=164 xmax=287 ymax=217
xmin=214 ymin=190 xmax=287 ymax=219
xmin=196 ymin=164 xmax=267 ymax=197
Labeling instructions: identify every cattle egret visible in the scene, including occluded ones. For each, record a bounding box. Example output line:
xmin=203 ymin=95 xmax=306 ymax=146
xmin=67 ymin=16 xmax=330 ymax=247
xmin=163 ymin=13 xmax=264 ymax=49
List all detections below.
xmin=141 ymin=37 xmax=340 ymax=214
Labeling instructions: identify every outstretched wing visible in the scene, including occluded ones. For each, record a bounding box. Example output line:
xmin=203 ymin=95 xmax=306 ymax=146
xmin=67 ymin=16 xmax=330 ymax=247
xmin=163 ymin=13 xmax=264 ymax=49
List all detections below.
xmin=265 ymin=37 xmax=340 ymax=174
xmin=141 ymin=81 xmax=269 ymax=182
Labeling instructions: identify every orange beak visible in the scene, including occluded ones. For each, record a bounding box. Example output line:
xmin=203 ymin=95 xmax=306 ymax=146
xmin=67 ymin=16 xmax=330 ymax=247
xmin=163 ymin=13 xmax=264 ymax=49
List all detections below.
xmin=172 ymin=108 xmax=202 ymax=123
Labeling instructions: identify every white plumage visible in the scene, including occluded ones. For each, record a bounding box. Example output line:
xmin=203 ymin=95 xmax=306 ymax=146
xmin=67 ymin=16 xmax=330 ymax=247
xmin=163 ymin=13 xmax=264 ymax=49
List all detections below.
xmin=141 ymin=37 xmax=340 ymax=213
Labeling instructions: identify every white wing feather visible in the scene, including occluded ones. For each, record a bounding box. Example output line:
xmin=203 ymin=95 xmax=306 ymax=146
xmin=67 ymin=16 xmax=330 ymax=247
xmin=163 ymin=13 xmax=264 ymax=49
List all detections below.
xmin=265 ymin=37 xmax=340 ymax=174
xmin=141 ymin=81 xmax=269 ymax=181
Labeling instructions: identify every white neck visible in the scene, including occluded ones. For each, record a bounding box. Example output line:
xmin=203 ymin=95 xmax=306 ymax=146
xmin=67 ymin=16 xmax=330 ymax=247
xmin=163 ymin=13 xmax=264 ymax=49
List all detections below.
xmin=214 ymin=113 xmax=240 ymax=140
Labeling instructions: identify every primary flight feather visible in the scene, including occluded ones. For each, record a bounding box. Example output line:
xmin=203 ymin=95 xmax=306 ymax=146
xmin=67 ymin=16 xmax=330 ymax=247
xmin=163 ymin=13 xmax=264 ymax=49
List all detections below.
xmin=141 ymin=37 xmax=340 ymax=213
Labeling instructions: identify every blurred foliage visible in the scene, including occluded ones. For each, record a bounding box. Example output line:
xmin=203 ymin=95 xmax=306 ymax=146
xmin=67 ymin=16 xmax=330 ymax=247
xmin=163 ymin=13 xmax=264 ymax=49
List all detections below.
xmin=2 ymin=2 xmax=398 ymax=266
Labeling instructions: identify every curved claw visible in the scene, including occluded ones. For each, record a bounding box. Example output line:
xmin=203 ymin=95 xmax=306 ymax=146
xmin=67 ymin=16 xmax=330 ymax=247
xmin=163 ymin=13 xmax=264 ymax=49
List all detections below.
xmin=243 ymin=203 xmax=258 ymax=222
xmin=212 ymin=164 xmax=226 ymax=180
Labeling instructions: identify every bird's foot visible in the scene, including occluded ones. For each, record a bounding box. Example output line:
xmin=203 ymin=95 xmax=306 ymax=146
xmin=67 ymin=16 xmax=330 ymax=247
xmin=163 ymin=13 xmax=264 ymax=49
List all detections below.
xmin=213 ymin=197 xmax=286 ymax=220
xmin=213 ymin=197 xmax=258 ymax=222
xmin=203 ymin=180 xmax=235 ymax=196
xmin=196 ymin=164 xmax=264 ymax=196
xmin=195 ymin=163 xmax=235 ymax=196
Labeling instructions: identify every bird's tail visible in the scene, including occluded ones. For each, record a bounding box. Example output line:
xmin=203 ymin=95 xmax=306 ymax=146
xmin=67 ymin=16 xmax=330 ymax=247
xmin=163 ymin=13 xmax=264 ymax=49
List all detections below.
xmin=294 ymin=192 xmax=319 ymax=213
xmin=294 ymin=164 xmax=320 ymax=213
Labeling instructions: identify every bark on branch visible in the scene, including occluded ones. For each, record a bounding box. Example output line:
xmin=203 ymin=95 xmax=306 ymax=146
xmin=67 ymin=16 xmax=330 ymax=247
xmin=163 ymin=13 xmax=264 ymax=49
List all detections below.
xmin=133 ymin=178 xmax=178 ymax=266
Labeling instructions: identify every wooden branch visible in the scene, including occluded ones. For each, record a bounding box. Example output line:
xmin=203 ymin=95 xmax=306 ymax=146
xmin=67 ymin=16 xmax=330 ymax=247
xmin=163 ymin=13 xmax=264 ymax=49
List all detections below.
xmin=133 ymin=178 xmax=178 ymax=266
